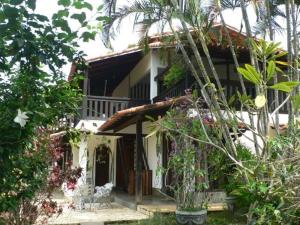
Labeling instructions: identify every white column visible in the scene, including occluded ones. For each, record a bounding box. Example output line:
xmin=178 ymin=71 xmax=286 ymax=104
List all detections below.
xmin=78 ymin=136 xmax=88 ymax=186
xmin=150 ymin=50 xmax=167 ymax=101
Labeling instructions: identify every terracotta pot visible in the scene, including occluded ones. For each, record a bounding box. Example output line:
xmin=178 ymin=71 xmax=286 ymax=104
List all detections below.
xmin=175 ymin=209 xmax=207 ymax=225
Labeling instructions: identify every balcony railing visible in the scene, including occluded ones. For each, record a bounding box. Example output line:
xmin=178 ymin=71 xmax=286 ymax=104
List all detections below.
xmin=82 ymin=95 xmax=150 ymax=120
xmin=154 ymin=79 xmax=289 ymax=113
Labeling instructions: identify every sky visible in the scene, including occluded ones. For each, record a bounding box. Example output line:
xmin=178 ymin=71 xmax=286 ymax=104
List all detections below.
xmin=35 ymin=1 xmax=287 ymax=76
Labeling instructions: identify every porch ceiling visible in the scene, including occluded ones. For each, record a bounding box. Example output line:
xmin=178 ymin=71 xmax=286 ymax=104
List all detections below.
xmin=98 ymin=96 xmax=188 ymax=132
xmin=88 ymin=50 xmax=144 ymax=95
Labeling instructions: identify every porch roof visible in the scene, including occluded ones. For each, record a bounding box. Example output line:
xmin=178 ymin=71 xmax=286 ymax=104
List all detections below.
xmin=98 ymin=96 xmax=187 ymax=132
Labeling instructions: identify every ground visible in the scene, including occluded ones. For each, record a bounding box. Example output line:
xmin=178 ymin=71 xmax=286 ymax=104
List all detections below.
xmin=48 ymin=202 xmax=149 ymax=225
xmin=47 ymin=191 xmax=244 ymax=225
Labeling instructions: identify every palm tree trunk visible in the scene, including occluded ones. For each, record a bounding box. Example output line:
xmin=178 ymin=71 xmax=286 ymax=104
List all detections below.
xmin=240 ymin=0 xmax=269 ymax=146
xmin=286 ymin=0 xmax=295 ymax=133
xmin=170 ymin=0 xmax=239 ymax=158
xmin=291 ymin=0 xmax=299 ymax=115
xmin=265 ymin=0 xmax=280 ymax=130
xmin=217 ymin=0 xmax=260 ymax=156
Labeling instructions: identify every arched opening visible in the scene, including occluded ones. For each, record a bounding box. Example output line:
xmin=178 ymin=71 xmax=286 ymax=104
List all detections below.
xmin=95 ymin=145 xmax=110 ymax=186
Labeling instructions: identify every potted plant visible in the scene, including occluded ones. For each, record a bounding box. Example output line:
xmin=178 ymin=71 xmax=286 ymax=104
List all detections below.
xmin=173 ymin=146 xmax=208 ymax=225
xmin=208 ymin=144 xmax=253 ymax=214
xmin=156 ymin=102 xmax=209 ymax=225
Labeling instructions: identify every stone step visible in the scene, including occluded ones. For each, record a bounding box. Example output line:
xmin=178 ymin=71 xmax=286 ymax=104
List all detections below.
xmin=112 ymin=195 xmax=137 ymax=210
xmin=137 ymin=203 xmax=227 ymax=216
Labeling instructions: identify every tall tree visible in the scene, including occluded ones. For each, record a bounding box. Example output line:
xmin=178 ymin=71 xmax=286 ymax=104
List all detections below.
xmin=102 ymin=0 xmax=300 ymax=224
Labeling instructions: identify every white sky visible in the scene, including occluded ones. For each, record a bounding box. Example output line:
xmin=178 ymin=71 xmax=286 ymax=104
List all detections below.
xmin=35 ymin=1 xmax=287 ymax=76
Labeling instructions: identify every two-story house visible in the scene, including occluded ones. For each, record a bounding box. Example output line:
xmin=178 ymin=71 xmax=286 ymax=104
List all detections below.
xmin=67 ymin=24 xmax=289 ymax=208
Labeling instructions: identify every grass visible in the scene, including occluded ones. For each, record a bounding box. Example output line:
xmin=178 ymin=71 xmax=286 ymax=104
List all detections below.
xmin=106 ymin=211 xmax=247 ymax=225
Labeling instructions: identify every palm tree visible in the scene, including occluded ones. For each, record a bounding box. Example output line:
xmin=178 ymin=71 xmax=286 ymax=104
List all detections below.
xmin=102 ymin=0 xmax=255 ymax=176
xmin=101 ymin=1 xmax=300 ymax=224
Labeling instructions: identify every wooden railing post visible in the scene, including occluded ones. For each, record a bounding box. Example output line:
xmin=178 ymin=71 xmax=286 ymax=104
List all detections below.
xmin=135 ymin=116 xmax=143 ymax=205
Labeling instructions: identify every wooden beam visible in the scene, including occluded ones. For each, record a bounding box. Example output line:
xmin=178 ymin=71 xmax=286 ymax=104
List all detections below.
xmin=135 ymin=116 xmax=143 ymax=204
xmin=94 ymin=132 xmax=147 ymax=137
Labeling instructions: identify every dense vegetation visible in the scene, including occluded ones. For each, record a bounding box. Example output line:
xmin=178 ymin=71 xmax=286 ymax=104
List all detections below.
xmin=0 ymin=0 xmax=103 ymax=224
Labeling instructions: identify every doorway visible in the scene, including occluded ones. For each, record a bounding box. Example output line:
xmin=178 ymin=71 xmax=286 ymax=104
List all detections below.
xmin=116 ymin=135 xmax=135 ymax=191
xmin=95 ymin=145 xmax=110 ymax=186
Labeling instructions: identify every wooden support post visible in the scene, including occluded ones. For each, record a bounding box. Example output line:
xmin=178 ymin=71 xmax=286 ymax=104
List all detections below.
xmin=135 ymin=116 xmax=143 ymax=205
xmin=226 ymin=63 xmax=230 ymax=81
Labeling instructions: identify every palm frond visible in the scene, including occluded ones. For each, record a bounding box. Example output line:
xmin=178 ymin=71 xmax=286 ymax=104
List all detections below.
xmin=101 ymin=0 xmax=173 ymax=49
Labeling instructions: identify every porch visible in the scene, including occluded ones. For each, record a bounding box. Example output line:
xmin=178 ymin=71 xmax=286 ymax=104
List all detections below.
xmin=112 ymin=190 xmax=227 ymax=215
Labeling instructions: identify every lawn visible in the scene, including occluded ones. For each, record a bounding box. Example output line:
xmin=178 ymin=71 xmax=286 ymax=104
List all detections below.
xmin=106 ymin=211 xmax=247 ymax=225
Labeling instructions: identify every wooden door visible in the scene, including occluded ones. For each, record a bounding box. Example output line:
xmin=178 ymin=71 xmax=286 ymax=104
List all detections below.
xmin=116 ymin=135 xmax=135 ymax=191
xmin=95 ymin=146 xmax=110 ymax=186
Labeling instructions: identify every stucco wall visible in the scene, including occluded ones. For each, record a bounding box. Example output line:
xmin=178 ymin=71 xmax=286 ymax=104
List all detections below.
xmin=72 ymin=134 xmax=119 ymax=186
xmin=146 ymin=134 xmax=162 ymax=189
xmin=112 ymin=53 xmax=151 ymax=97
xmin=236 ymin=112 xmax=289 ymax=154
xmin=150 ymin=50 xmax=167 ymax=100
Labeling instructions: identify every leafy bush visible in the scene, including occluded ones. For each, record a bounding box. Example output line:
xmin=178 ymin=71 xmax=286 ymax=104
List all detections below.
xmin=163 ymin=63 xmax=186 ymax=88
xmin=0 ymin=0 xmax=103 ymax=224
xmin=230 ymin=133 xmax=300 ymax=225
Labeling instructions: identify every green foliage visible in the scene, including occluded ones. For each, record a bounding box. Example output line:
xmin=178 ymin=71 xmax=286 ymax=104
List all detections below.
xmin=156 ymin=103 xmax=210 ymax=211
xmin=0 ymin=0 xmax=105 ymax=223
xmin=208 ymin=144 xmax=255 ymax=195
xmin=237 ymin=40 xmax=300 ymax=93
xmin=269 ymin=81 xmax=300 ymax=93
xmin=228 ymin=132 xmax=300 ymax=225
xmin=163 ymin=63 xmax=186 ymax=88
xmin=237 ymin=64 xmax=261 ymax=85
xmin=266 ymin=60 xmax=276 ymax=81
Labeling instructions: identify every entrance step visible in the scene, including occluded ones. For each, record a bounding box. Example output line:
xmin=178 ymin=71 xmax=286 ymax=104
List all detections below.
xmin=137 ymin=203 xmax=227 ymax=216
xmin=113 ymin=195 xmax=137 ymax=210
xmin=137 ymin=204 xmax=176 ymax=216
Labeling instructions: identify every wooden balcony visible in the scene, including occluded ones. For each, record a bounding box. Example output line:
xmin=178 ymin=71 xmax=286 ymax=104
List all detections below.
xmin=154 ymin=79 xmax=288 ymax=113
xmin=81 ymin=95 xmax=150 ymax=120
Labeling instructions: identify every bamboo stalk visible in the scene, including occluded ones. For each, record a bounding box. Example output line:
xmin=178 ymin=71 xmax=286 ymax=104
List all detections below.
xmin=217 ymin=0 xmax=260 ymax=156
xmin=265 ymin=0 xmax=280 ymax=131
xmin=170 ymin=0 xmax=239 ymax=158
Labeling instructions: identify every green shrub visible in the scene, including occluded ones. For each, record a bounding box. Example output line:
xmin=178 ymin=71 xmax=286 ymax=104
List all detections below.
xmin=163 ymin=63 xmax=186 ymax=88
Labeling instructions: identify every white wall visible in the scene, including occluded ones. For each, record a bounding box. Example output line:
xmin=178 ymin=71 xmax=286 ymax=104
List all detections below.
xmin=87 ymin=134 xmax=119 ymax=186
xmin=112 ymin=53 xmax=151 ymax=97
xmin=112 ymin=50 xmax=167 ymax=101
xmin=146 ymin=134 xmax=162 ymax=189
xmin=77 ymin=135 xmax=88 ymax=186
xmin=236 ymin=112 xmax=289 ymax=154
xmin=71 ymin=134 xmax=119 ymax=187
xmin=150 ymin=50 xmax=167 ymax=100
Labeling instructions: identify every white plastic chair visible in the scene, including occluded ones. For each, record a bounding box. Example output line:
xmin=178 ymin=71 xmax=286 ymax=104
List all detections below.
xmin=93 ymin=183 xmax=113 ymax=208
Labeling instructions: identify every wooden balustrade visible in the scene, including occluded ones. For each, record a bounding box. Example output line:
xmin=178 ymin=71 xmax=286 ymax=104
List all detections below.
xmin=155 ymin=79 xmax=289 ymax=113
xmin=82 ymin=96 xmax=129 ymax=120
xmin=81 ymin=96 xmax=151 ymax=120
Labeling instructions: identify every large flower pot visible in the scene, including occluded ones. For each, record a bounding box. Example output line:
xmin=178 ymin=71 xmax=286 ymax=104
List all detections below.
xmin=225 ymin=195 xmax=237 ymax=213
xmin=175 ymin=209 xmax=207 ymax=225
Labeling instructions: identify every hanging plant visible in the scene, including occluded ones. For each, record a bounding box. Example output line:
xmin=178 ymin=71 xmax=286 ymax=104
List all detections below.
xmin=163 ymin=63 xmax=187 ymax=88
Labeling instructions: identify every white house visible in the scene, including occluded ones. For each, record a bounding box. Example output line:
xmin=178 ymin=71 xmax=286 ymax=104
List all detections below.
xmin=66 ymin=24 xmax=289 ymax=207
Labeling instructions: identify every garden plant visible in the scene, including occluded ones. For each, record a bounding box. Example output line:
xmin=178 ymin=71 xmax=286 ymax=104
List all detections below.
xmin=103 ymin=0 xmax=300 ymax=224
xmin=0 ymin=0 xmax=104 ymax=224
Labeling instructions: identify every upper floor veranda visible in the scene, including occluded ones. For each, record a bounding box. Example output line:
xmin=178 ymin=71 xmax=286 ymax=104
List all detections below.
xmin=77 ymin=48 xmax=288 ymax=122
xmin=71 ymin=26 xmax=288 ymax=122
